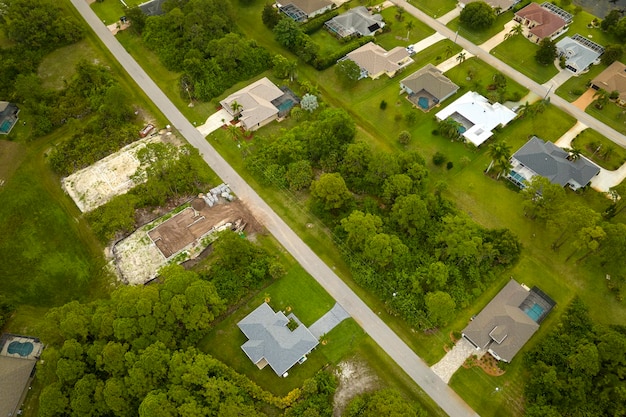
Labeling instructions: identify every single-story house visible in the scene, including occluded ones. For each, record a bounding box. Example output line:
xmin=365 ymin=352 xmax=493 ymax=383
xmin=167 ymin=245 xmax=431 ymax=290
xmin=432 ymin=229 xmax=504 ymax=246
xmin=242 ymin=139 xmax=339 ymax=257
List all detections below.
xmin=514 ymin=2 xmax=569 ymax=43
xmin=238 ymin=303 xmax=319 ymax=377
xmin=219 ymin=78 xmax=284 ymax=131
xmin=458 ymin=0 xmax=519 ymax=14
xmin=0 ymin=101 xmax=20 ymax=135
xmin=325 ymin=6 xmax=385 ymax=38
xmin=277 ymin=0 xmax=333 ymax=21
xmin=434 ymin=91 xmax=516 ymax=147
xmin=0 ymin=334 xmax=43 ymax=417
xmin=138 ymin=0 xmax=166 ymax=16
xmin=400 ymin=64 xmax=459 ymax=111
xmin=342 ymin=42 xmax=413 ymax=80
xmin=507 ymin=136 xmax=601 ymax=190
xmin=591 ymin=61 xmax=626 ymax=106
xmin=463 ymin=280 xmax=555 ymax=363
xmin=556 ymin=34 xmax=604 ymax=74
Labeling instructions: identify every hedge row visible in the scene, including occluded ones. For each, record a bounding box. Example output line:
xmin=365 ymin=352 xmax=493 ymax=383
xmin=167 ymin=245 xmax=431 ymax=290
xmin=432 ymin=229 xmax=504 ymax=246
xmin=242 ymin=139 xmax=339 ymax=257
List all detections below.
xmin=311 ymin=36 xmax=374 ymax=70
xmin=300 ymin=9 xmax=339 ymax=34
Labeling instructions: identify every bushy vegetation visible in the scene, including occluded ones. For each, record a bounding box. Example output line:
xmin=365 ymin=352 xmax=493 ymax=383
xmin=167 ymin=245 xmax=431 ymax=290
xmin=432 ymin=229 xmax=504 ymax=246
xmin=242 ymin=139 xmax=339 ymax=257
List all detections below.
xmin=344 ymin=389 xmax=428 ymax=416
xmin=524 ymin=298 xmax=626 ymax=416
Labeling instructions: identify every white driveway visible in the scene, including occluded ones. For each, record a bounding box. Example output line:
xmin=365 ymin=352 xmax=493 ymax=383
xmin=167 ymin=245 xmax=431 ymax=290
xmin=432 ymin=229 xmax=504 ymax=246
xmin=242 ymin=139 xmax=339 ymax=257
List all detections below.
xmin=197 ymin=108 xmax=233 ymax=137
xmin=409 ymin=32 xmax=445 ymax=53
xmin=591 ymin=163 xmax=626 ymax=192
xmin=554 ymin=121 xmax=587 ymax=148
xmin=480 ymin=21 xmax=518 ymax=51
xmin=437 ymin=7 xmax=460 ymax=24
xmin=543 ymin=68 xmax=574 ymax=92
xmin=436 ymin=50 xmax=475 ymax=72
xmin=431 ymin=337 xmax=481 ymax=384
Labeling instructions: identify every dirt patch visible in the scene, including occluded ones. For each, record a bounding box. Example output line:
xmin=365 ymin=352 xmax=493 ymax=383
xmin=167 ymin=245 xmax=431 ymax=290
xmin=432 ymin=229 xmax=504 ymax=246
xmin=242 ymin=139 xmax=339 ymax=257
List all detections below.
xmin=112 ymin=198 xmax=263 ymax=285
xmin=333 ymin=359 xmax=380 ymax=416
xmin=0 ymin=140 xmax=26 ymax=186
xmin=572 ymin=88 xmax=596 ymax=110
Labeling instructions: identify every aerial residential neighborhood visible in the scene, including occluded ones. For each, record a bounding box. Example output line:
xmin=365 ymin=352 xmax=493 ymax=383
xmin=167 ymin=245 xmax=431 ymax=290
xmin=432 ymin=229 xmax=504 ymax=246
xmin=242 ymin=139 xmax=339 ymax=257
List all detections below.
xmin=1 ymin=0 xmax=626 ymax=416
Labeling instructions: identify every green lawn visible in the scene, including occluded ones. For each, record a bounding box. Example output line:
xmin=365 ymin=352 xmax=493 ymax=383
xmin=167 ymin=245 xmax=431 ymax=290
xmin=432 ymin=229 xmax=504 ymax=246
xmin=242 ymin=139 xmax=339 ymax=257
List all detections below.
xmin=491 ymin=35 xmax=559 ymax=84
xmin=571 ymin=128 xmax=626 ymax=170
xmin=586 ymin=100 xmax=626 ymax=135
xmin=38 ymin=39 xmax=101 ymax=90
xmin=447 ymin=11 xmax=514 ymax=46
xmin=410 ymin=0 xmax=457 ymax=18
xmin=376 ymin=7 xmax=435 ymax=50
xmin=559 ymin=10 xmax=621 ymax=49
xmin=90 ymin=0 xmax=144 ymax=24
xmin=555 ymin=63 xmax=606 ymax=102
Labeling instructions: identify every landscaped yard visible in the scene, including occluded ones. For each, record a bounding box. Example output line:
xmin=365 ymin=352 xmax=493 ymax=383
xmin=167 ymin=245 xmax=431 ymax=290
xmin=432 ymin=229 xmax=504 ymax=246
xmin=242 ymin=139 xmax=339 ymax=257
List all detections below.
xmin=376 ymin=6 xmax=435 ymax=50
xmin=410 ymin=0 xmax=457 ymax=18
xmin=586 ymin=99 xmax=626 ymax=135
xmin=91 ymin=0 xmax=144 ymax=25
xmin=571 ymin=128 xmax=626 ymax=170
xmin=560 ymin=10 xmax=621 ymax=50
xmin=555 ymin=63 xmax=606 ymax=102
xmin=491 ymin=35 xmax=559 ymax=84
xmin=447 ymin=11 xmax=514 ymax=46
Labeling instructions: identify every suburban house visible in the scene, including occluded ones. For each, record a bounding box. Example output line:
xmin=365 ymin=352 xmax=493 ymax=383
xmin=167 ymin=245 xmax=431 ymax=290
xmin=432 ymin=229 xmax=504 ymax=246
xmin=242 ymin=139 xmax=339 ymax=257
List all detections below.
xmin=514 ymin=2 xmax=571 ymax=43
xmin=237 ymin=303 xmax=319 ymax=377
xmin=400 ymin=64 xmax=459 ymax=111
xmin=458 ymin=0 xmax=519 ymax=14
xmin=277 ymin=0 xmax=333 ymax=22
xmin=507 ymin=136 xmax=601 ymax=190
xmin=591 ymin=60 xmax=626 ymax=106
xmin=219 ymin=78 xmax=298 ymax=131
xmin=434 ymin=91 xmax=516 ymax=147
xmin=0 ymin=101 xmax=19 ymax=135
xmin=0 ymin=334 xmax=44 ymax=417
xmin=325 ymin=6 xmax=385 ymax=38
xmin=556 ymin=34 xmax=604 ymax=74
xmin=463 ymin=280 xmax=555 ymax=363
xmin=342 ymin=42 xmax=413 ymax=80
xmin=138 ymin=0 xmax=166 ymax=16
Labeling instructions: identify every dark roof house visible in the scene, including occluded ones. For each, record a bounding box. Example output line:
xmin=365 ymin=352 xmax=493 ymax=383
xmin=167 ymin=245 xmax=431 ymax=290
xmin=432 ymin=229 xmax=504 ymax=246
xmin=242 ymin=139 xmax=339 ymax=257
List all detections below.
xmin=0 ymin=101 xmax=20 ymax=135
xmin=325 ymin=6 xmax=385 ymax=38
xmin=277 ymin=0 xmax=334 ymax=21
xmin=463 ymin=280 xmax=555 ymax=362
xmin=508 ymin=136 xmax=600 ymax=190
xmin=238 ymin=303 xmax=319 ymax=376
xmin=138 ymin=0 xmax=167 ymax=16
xmin=514 ymin=3 xmax=568 ymax=42
xmin=400 ymin=64 xmax=459 ymax=110
xmin=591 ymin=61 xmax=626 ymax=106
xmin=0 ymin=334 xmax=43 ymax=417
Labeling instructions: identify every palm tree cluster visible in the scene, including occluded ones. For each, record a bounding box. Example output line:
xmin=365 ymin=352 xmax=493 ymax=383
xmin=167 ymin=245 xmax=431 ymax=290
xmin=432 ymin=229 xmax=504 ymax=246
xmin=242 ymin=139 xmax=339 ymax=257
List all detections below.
xmin=486 ymin=140 xmax=512 ymax=179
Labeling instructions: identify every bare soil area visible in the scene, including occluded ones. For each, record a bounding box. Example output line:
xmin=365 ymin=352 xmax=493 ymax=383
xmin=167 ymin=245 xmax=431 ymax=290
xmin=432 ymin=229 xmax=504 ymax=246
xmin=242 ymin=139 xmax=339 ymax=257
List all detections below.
xmin=333 ymin=359 xmax=380 ymax=416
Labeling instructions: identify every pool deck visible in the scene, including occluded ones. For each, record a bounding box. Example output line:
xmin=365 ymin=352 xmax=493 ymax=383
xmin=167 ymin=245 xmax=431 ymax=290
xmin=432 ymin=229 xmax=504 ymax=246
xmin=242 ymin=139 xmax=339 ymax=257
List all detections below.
xmin=0 ymin=335 xmax=43 ymax=360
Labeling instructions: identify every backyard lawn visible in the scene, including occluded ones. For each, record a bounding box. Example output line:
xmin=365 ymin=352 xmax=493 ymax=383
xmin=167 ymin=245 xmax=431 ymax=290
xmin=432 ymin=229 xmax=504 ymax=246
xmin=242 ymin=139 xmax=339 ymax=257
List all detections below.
xmin=571 ymin=127 xmax=626 ymax=170
xmin=491 ymin=35 xmax=559 ymax=84
xmin=447 ymin=11 xmax=514 ymax=46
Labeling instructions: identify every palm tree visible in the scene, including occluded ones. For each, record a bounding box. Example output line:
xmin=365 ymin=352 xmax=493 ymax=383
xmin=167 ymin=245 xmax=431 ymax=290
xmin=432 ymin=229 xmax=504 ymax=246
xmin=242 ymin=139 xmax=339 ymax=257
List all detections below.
xmin=456 ymin=51 xmax=466 ymax=64
xmin=444 ymin=44 xmax=454 ymax=58
xmin=405 ymin=20 xmax=414 ymax=40
xmin=227 ymin=124 xmax=241 ymax=141
xmin=594 ymin=89 xmax=609 ymax=109
xmin=516 ymin=101 xmax=530 ymax=118
xmin=486 ymin=140 xmax=512 ymax=175
xmin=230 ymin=100 xmax=243 ymax=116
xmin=285 ymin=60 xmax=297 ymax=82
xmin=504 ymin=23 xmax=523 ymax=40
xmin=565 ymin=147 xmax=583 ymax=161
xmin=494 ymin=158 xmax=513 ymax=180
xmin=395 ymin=6 xmax=405 ymax=21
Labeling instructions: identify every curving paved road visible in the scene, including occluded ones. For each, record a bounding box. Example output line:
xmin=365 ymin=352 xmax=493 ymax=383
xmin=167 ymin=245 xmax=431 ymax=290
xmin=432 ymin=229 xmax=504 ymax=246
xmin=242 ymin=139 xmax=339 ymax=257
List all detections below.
xmin=394 ymin=0 xmax=626 ymax=148
xmin=70 ymin=1 xmax=479 ymax=416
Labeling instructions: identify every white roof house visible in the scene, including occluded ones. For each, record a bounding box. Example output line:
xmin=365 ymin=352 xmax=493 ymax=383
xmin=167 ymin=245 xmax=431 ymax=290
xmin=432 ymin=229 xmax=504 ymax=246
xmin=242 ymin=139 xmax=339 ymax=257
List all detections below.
xmin=219 ymin=78 xmax=284 ymax=131
xmin=435 ymin=91 xmax=516 ymax=146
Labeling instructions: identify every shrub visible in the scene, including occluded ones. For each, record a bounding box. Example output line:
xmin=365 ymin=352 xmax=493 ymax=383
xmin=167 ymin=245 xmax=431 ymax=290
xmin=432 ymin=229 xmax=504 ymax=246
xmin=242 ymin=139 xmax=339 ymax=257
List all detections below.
xmin=433 ymin=152 xmax=447 ymax=166
xmin=446 ymin=161 xmax=454 ymax=170
xmin=380 ymin=100 xmax=387 ymax=110
xmin=311 ymin=36 xmax=373 ymax=70
xmin=300 ymin=10 xmax=339 ymax=34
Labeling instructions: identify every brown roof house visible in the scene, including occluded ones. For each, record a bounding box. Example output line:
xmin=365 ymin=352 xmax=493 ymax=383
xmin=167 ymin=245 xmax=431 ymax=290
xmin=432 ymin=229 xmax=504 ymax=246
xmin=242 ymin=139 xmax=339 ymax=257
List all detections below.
xmin=220 ymin=78 xmax=284 ymax=131
xmin=238 ymin=303 xmax=319 ymax=377
xmin=591 ymin=61 xmax=626 ymax=106
xmin=459 ymin=0 xmax=519 ymax=14
xmin=342 ymin=42 xmax=413 ymax=80
xmin=0 ymin=101 xmax=20 ymax=135
xmin=277 ymin=0 xmax=334 ymax=22
xmin=514 ymin=2 xmax=570 ymax=43
xmin=0 ymin=334 xmax=44 ymax=417
xmin=400 ymin=64 xmax=459 ymax=111
xmin=463 ymin=280 xmax=555 ymax=362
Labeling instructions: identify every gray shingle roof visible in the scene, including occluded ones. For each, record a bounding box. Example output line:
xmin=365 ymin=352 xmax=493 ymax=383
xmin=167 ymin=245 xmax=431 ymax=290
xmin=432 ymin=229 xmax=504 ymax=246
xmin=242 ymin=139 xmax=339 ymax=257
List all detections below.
xmin=238 ymin=303 xmax=319 ymax=376
xmin=512 ymin=136 xmax=600 ymax=188
xmin=463 ymin=280 xmax=544 ymax=362
xmin=326 ymin=6 xmax=384 ymax=37
xmin=556 ymin=35 xmax=604 ymax=73
xmin=400 ymin=64 xmax=459 ymax=102
xmin=0 ymin=356 xmax=36 ymax=417
xmin=138 ymin=0 xmax=167 ymax=16
xmin=286 ymin=0 xmax=333 ymax=16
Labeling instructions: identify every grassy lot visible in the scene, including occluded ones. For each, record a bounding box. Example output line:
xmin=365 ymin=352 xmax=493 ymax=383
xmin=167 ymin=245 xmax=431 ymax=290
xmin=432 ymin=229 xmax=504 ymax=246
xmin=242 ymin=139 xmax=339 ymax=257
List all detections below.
xmin=447 ymin=11 xmax=514 ymax=46
xmin=38 ymin=39 xmax=101 ymax=90
xmin=571 ymin=128 xmax=626 ymax=170
xmin=376 ymin=7 xmax=435 ymax=50
xmin=586 ymin=100 xmax=626 ymax=135
xmin=90 ymin=0 xmax=144 ymax=25
xmin=491 ymin=35 xmax=559 ymax=84
xmin=410 ymin=0 xmax=457 ymax=18
xmin=555 ymin=63 xmax=605 ymax=102
xmin=560 ymin=10 xmax=621 ymax=48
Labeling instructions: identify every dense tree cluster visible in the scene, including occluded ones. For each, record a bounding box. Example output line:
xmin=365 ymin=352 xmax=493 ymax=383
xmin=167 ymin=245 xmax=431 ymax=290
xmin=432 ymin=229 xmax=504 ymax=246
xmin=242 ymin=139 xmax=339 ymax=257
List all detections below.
xmin=243 ymin=110 xmax=521 ymax=330
xmin=0 ymin=295 xmax=15 ymax=330
xmin=459 ymin=1 xmax=496 ymax=29
xmin=140 ymin=0 xmax=271 ymax=101
xmin=344 ymin=389 xmax=428 ymax=417
xmin=535 ymin=38 xmax=557 ymax=65
xmin=601 ymin=9 xmax=626 ymax=42
xmin=524 ymin=299 xmax=626 ymax=417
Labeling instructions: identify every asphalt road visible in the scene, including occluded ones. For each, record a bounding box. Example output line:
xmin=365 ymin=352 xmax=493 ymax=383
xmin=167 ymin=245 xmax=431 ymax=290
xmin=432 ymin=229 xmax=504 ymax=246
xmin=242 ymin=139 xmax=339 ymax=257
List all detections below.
xmin=394 ymin=0 xmax=626 ymax=148
xmin=70 ymin=1 xmax=480 ymax=416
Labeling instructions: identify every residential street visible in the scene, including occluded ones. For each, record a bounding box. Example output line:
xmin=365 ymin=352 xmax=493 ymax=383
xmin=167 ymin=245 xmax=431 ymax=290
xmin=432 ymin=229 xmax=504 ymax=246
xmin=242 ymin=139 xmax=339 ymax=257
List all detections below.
xmin=393 ymin=0 xmax=626 ymax=148
xmin=70 ymin=1 xmax=480 ymax=416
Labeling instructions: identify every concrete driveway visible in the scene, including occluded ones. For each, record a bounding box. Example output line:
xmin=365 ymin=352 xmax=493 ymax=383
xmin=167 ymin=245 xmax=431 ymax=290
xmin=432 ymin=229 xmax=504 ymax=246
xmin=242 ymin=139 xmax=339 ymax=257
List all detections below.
xmin=554 ymin=121 xmax=587 ymax=148
xmin=431 ymin=338 xmax=481 ymax=384
xmin=480 ymin=21 xmax=518 ymax=51
xmin=309 ymin=303 xmax=350 ymax=339
xmin=197 ymin=108 xmax=232 ymax=137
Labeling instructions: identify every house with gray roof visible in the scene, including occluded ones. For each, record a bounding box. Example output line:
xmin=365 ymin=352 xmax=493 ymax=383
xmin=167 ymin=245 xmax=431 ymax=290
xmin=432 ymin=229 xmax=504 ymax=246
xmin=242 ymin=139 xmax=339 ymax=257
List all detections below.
xmin=0 ymin=101 xmax=19 ymax=135
xmin=508 ymin=136 xmax=600 ymax=190
xmin=238 ymin=303 xmax=319 ymax=376
xmin=0 ymin=334 xmax=43 ymax=417
xmin=220 ymin=78 xmax=285 ymax=131
xmin=556 ymin=34 xmax=604 ymax=74
xmin=138 ymin=0 xmax=166 ymax=16
xmin=277 ymin=0 xmax=334 ymax=21
xmin=463 ymin=280 xmax=555 ymax=363
xmin=400 ymin=64 xmax=459 ymax=111
xmin=325 ymin=6 xmax=385 ymax=38
xmin=343 ymin=42 xmax=413 ymax=80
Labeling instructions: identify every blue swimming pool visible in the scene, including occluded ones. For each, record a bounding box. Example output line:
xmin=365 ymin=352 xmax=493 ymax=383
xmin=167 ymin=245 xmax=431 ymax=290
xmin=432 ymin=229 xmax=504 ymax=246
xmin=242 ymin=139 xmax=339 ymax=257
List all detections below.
xmin=418 ymin=97 xmax=429 ymax=109
xmin=458 ymin=125 xmax=467 ymax=134
xmin=8 ymin=341 xmax=34 ymax=357
xmin=277 ymin=99 xmax=295 ymax=113
xmin=0 ymin=120 xmax=13 ymax=133
xmin=525 ymin=303 xmax=545 ymax=322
